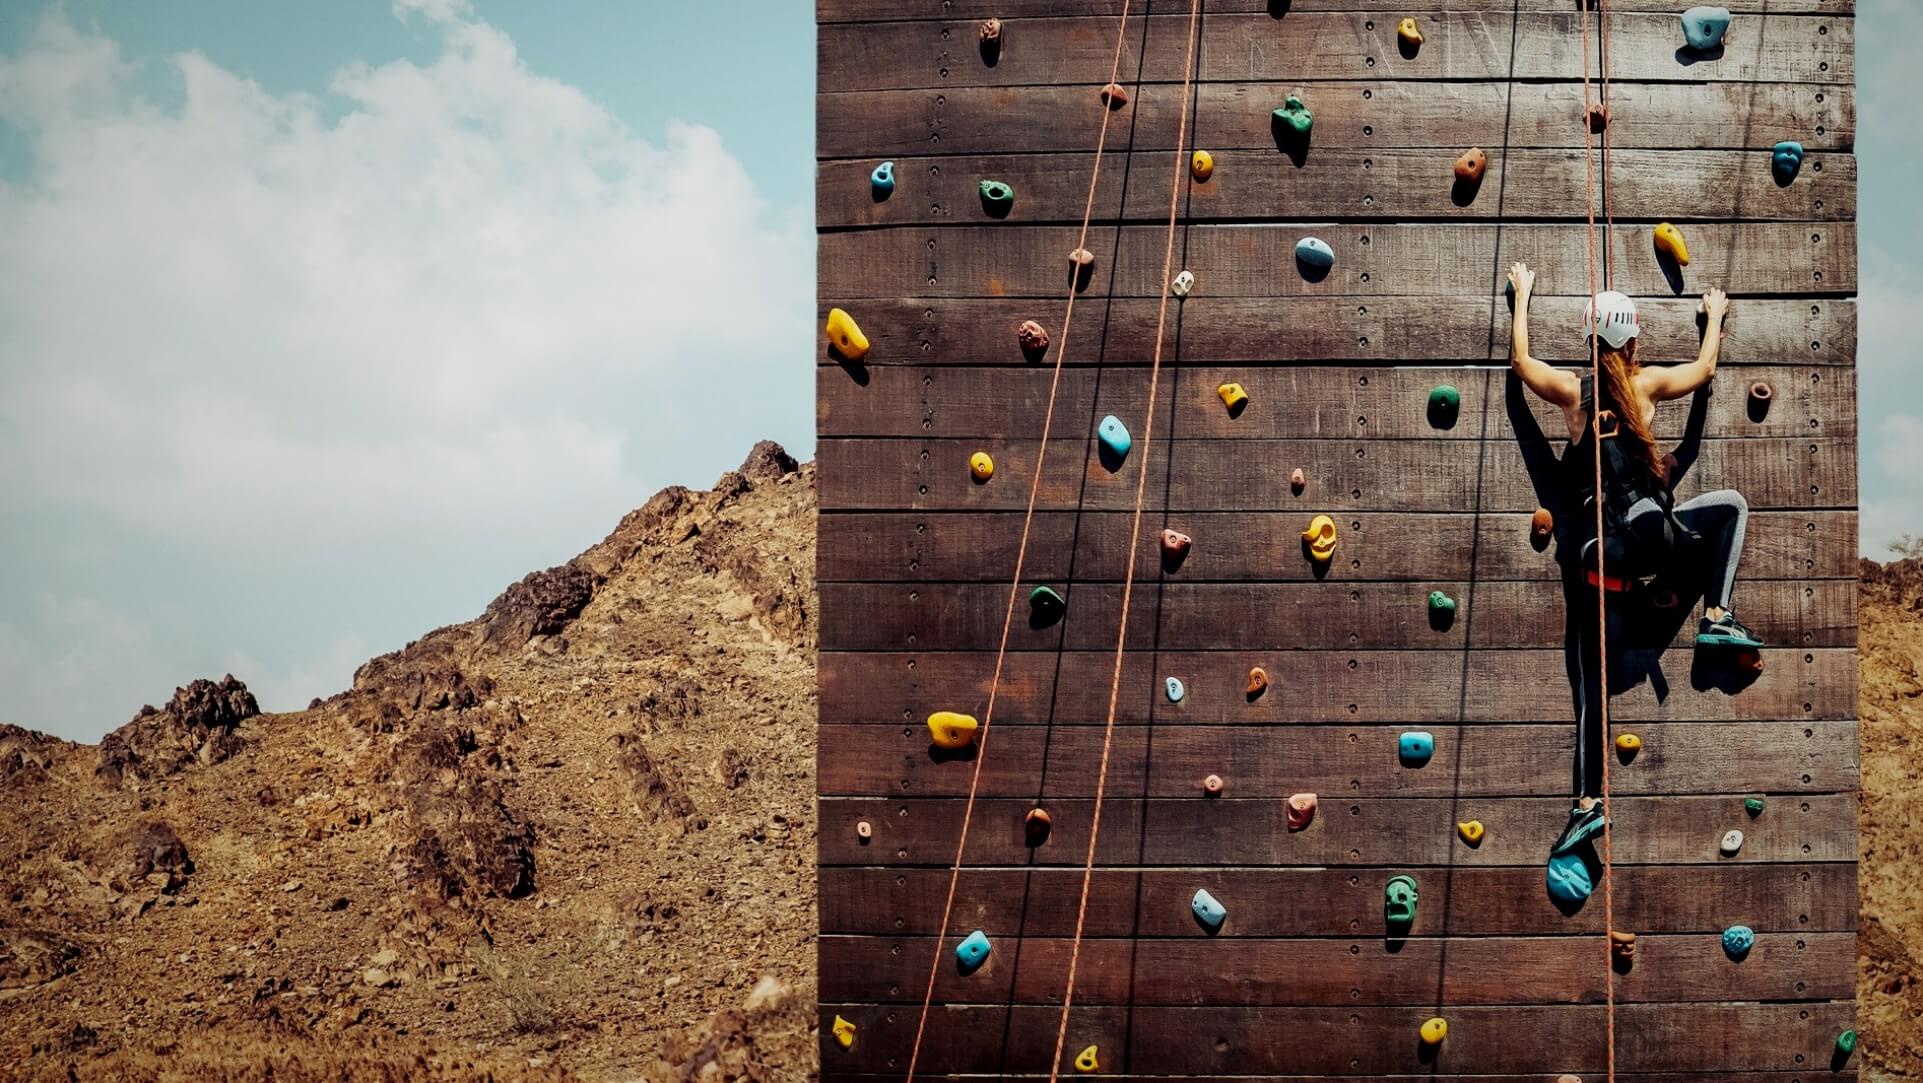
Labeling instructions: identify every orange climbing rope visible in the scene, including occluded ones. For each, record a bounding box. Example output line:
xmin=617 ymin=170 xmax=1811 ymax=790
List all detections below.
xmin=899 ymin=5 xmax=1139 ymax=1082
xmin=1578 ymin=1 xmax=1619 ymax=1080
xmin=1047 ymin=0 xmax=1202 ymax=1079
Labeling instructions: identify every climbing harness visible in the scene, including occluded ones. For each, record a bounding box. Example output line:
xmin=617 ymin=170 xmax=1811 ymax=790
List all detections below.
xmin=899 ymin=4 xmax=1142 ymax=1081
xmin=1048 ymin=1 xmax=1202 ymax=1079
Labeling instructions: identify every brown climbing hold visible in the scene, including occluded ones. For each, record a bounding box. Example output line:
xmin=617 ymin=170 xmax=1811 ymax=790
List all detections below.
xmin=1585 ymin=103 xmax=1610 ymax=132
xmin=1202 ymin=774 xmax=1224 ymax=796
xmin=1748 ymin=380 xmax=1772 ymax=408
xmin=1611 ymin=930 xmax=1636 ymax=964
xmin=1287 ymin=793 xmax=1317 ymax=831
xmin=1160 ymin=528 xmax=1192 ymax=561
xmin=856 ymin=820 xmax=873 ymax=841
xmin=1018 ymin=320 xmax=1050 ymax=356
xmin=1454 ymin=147 xmax=1487 ymax=184
xmin=1100 ymin=82 xmax=1129 ymax=109
xmin=1531 ymin=507 xmax=1554 ymax=550
xmin=1025 ymin=808 xmax=1052 ymax=846
xmin=1246 ymin=667 xmax=1269 ymax=698
xmin=979 ymin=17 xmax=1002 ymax=45
xmin=1290 ymin=467 xmax=1306 ymax=494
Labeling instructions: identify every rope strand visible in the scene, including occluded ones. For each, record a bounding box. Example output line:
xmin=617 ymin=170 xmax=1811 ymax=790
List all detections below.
xmin=1047 ymin=1 xmax=1202 ymax=1078
xmin=899 ymin=5 xmax=1139 ymax=1081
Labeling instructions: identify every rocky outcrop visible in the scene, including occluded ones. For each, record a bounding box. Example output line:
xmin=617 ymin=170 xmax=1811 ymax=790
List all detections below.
xmin=95 ymin=676 xmax=258 ymax=787
xmin=480 ymin=564 xmax=601 ymax=648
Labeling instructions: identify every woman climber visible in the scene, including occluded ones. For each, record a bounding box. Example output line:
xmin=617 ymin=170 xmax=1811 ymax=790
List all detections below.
xmin=1506 ymin=261 xmax=1759 ymax=857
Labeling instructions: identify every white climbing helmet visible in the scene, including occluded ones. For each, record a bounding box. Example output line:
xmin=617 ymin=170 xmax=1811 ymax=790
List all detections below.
xmin=1583 ymin=290 xmax=1640 ymax=349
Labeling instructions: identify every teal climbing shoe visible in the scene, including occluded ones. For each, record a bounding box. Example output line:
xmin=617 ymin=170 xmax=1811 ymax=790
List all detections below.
xmin=1550 ymin=802 xmax=1608 ymax=856
xmin=1697 ymin=611 xmax=1762 ymax=650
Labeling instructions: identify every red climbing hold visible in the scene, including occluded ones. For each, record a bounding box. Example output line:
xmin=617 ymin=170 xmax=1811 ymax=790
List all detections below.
xmin=1018 ymin=319 xmax=1050 ymax=357
xmin=1286 ymin=793 xmax=1316 ymax=831
xmin=1099 ymin=82 xmax=1129 ymax=109
xmin=1160 ymin=528 xmax=1192 ymax=562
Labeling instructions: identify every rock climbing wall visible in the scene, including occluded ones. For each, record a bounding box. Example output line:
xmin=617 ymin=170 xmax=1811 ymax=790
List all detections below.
xmin=816 ymin=1 xmax=1858 ymax=1078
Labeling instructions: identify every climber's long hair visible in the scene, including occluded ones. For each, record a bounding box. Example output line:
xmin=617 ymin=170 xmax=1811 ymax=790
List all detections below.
xmin=1595 ymin=337 xmax=1665 ymax=485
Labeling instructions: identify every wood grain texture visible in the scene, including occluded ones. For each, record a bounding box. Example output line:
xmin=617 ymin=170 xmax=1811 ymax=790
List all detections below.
xmin=819 ymin=12 xmax=1850 ymax=92
xmin=818 ymin=510 xmax=1856 ymax=582
xmin=819 ymin=932 xmax=1855 ymax=1004
xmin=816 ymin=1002 xmax=1855 ymax=1075
xmin=819 ymin=1 xmax=1856 ymax=22
xmin=817 ymin=437 xmax=1855 ymax=512
xmin=818 ymin=365 xmax=1854 ymax=438
xmin=818 ymin=82 xmax=1852 ymax=157
xmin=818 ymin=650 xmax=1856 ymax=723
xmin=822 ymin=149 xmax=1856 ymax=226
xmin=816 ymin=723 xmax=1860 ymax=798
xmin=812 ymin=297 xmax=1854 ymax=367
xmin=820 ymin=864 xmax=1859 ymax=935
xmin=819 ymin=222 xmax=1853 ymax=299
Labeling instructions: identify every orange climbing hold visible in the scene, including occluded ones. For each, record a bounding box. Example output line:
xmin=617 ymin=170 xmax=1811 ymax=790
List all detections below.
xmin=1099 ymin=82 xmax=1129 ymax=109
xmin=1611 ymin=930 xmax=1637 ymax=964
xmin=1302 ymin=515 xmax=1338 ymax=562
xmin=1246 ymin=666 xmax=1269 ymax=697
xmin=1654 ymin=221 xmax=1691 ymax=266
xmin=1454 ymin=147 xmax=1487 ymax=183
xmin=927 ymin=711 xmax=980 ymax=749
xmin=1531 ymin=506 xmax=1554 ymax=546
xmin=824 ymin=307 xmax=869 ymax=361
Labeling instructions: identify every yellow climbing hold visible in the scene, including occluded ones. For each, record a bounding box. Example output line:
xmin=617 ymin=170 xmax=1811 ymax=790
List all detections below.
xmin=1397 ymin=16 xmax=1423 ymax=47
xmin=927 ymin=711 xmax=980 ymax=749
xmin=832 ymin=1014 xmax=857 ymax=1049
xmin=1074 ymin=1045 xmax=1100 ymax=1073
xmin=1217 ymin=382 xmax=1249 ymax=411
xmin=969 ymin=451 xmax=995 ymax=482
xmin=1653 ymin=222 xmax=1690 ymax=266
xmin=825 ymin=307 xmax=869 ymax=361
xmin=1302 ymin=514 xmax=1338 ymax=562
xmin=1615 ymin=733 xmax=1642 ymax=754
xmin=1191 ymin=149 xmax=1214 ymax=181
xmin=1457 ymin=820 xmax=1485 ymax=845
xmin=1420 ymin=1016 xmax=1448 ymax=1045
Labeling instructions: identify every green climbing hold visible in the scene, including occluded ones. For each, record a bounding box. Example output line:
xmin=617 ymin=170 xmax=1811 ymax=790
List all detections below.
xmin=1385 ymin=874 xmax=1418 ymax=935
xmin=1029 ymin=585 xmax=1066 ymax=625
xmin=1837 ymin=1029 xmax=1858 ymax=1057
xmin=1427 ymin=385 xmax=1461 ymax=428
xmin=1745 ymin=796 xmax=1766 ymax=816
xmin=1272 ymin=95 xmax=1313 ymax=140
xmin=978 ymin=179 xmax=1015 ymax=216
xmin=1428 ymin=590 xmax=1456 ymax=616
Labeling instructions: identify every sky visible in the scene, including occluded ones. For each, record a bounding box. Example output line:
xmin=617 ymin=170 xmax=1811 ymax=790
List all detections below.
xmin=0 ymin=2 xmax=1909 ymax=740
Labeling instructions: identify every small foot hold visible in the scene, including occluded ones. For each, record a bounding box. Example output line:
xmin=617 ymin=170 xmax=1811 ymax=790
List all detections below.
xmin=1074 ymin=1046 xmax=1100 ymax=1074
xmin=969 ymin=451 xmax=994 ymax=483
xmin=1028 ymin=585 xmax=1065 ymax=624
xmin=1160 ymin=528 xmax=1192 ymax=564
xmin=978 ymin=17 xmax=1002 ymax=46
xmin=1385 ymin=875 xmax=1418 ymax=934
xmin=1170 ymin=269 xmax=1195 ymax=298
xmin=1721 ymin=924 xmax=1754 ymax=959
xmin=1453 ymin=147 xmax=1487 ymax=184
xmin=1017 ymin=319 xmax=1050 ymax=358
xmin=1099 ymin=82 xmax=1129 ymax=109
xmin=1615 ymin=732 xmax=1641 ymax=760
xmin=1397 ymin=17 xmax=1423 ymax=49
xmin=1720 ymin=828 xmax=1744 ymax=856
xmin=870 ymin=160 xmax=895 ymax=197
xmin=832 ymin=1014 xmax=857 ymax=1049
xmin=1836 ymin=1029 xmax=1858 ymax=1058
xmin=1427 ymin=590 xmax=1457 ymax=625
xmin=1217 ymin=382 xmax=1248 ymax=412
xmin=1610 ymin=930 xmax=1636 ymax=965
xmin=1427 ymin=384 xmax=1460 ymax=428
xmin=1419 ymin=1016 xmax=1446 ymax=1046
xmin=1025 ymin=807 xmax=1052 ymax=846
xmin=1287 ymin=793 xmax=1317 ymax=831
xmin=856 ymin=820 xmax=872 ymax=842
xmin=955 ymin=930 xmax=992 ymax=970
xmin=1772 ymin=140 xmax=1805 ymax=185
xmin=1191 ymin=888 xmax=1227 ymax=931
xmin=1246 ymin=666 xmax=1268 ymax=698
xmin=1191 ymin=149 xmax=1214 ymax=181
xmin=1294 ymin=235 xmax=1334 ymax=272
xmin=1272 ymin=94 xmax=1313 ymax=140
xmin=1398 ymin=731 xmax=1435 ymax=768
xmin=1584 ymin=103 xmax=1611 ymax=132
xmin=1290 ymin=467 xmax=1306 ymax=494
xmin=1530 ymin=507 xmax=1554 ymax=550
xmin=1202 ymin=773 xmax=1224 ymax=796
xmin=1457 ymin=819 xmax=1484 ymax=845
xmin=1745 ymin=796 xmax=1766 ymax=816
xmin=1164 ymin=676 xmax=1185 ymax=703
xmin=978 ymin=179 xmax=1014 ymax=216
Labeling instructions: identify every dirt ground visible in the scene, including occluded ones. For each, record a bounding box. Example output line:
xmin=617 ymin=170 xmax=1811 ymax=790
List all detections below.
xmin=0 ymin=444 xmax=1914 ymax=1079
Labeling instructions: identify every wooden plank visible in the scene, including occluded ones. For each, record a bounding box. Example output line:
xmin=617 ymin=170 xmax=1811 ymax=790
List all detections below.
xmin=819 ymin=13 xmax=1851 ymax=92
xmin=819 ymin=578 xmax=1854 ymax=651
xmin=821 ymin=148 xmax=1856 ymax=226
xmin=818 ymin=223 xmax=1853 ymax=299
xmin=819 ymin=649 xmax=1856 ymax=724
xmin=819 ymin=932 xmax=1855 ymax=1005
xmin=818 ymin=510 xmax=1857 ymax=582
xmin=817 ymin=365 xmax=1854 ymax=439
xmin=816 ymin=1002 xmax=1856 ymax=1075
xmin=815 ymin=722 xmax=1861 ymax=798
xmin=820 ymin=864 xmax=1860 ymax=935
xmin=817 ymin=437 xmax=1855 ymax=512
xmin=819 ymin=1 xmax=1857 ymax=22
xmin=818 ymin=82 xmax=1853 ymax=157
xmin=811 ymin=297 xmax=1854 ymax=367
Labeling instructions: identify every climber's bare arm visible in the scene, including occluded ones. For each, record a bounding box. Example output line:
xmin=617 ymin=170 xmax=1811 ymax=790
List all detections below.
xmin=1508 ymin=262 xmax=1581 ymax=407
xmin=1642 ymin=286 xmax=1729 ymax=402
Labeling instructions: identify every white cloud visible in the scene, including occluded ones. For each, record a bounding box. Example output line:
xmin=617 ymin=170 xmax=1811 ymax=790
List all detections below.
xmin=0 ymin=4 xmax=810 ymax=558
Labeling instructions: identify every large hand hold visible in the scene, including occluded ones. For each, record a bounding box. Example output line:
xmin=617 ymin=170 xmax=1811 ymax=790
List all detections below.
xmin=1419 ymin=1016 xmax=1447 ymax=1046
xmin=1384 ymin=874 xmax=1418 ymax=933
xmin=1294 ymin=236 xmax=1335 ymax=271
xmin=1721 ymin=924 xmax=1754 ymax=959
xmin=1397 ymin=17 xmax=1424 ymax=49
xmin=1771 ymin=140 xmax=1805 ymax=184
xmin=1681 ymin=6 xmax=1732 ymax=50
xmin=927 ymin=711 xmax=980 ymax=749
xmin=1191 ymin=149 xmax=1214 ymax=181
xmin=1653 ymin=221 xmax=1691 ymax=266
xmin=825 ymin=308 xmax=869 ymax=361
xmin=1398 ymin=730 xmax=1435 ymax=767
xmin=1098 ymin=414 xmax=1132 ymax=458
xmin=955 ymin=929 xmax=993 ymax=970
xmin=1272 ymin=94 xmax=1314 ymax=140
xmin=1074 ymin=1046 xmax=1100 ymax=1073
xmin=832 ymin=1015 xmax=857 ymax=1049
xmin=1301 ymin=514 xmax=1338 ymax=562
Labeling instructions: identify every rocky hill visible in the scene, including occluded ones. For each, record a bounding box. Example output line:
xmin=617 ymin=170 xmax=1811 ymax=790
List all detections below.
xmin=1 ymin=441 xmax=1917 ymax=1080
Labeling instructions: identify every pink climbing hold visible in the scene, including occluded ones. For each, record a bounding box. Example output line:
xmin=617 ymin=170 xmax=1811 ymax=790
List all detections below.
xmin=1286 ymin=793 xmax=1317 ymax=831
xmin=1290 ymin=467 xmax=1306 ymax=494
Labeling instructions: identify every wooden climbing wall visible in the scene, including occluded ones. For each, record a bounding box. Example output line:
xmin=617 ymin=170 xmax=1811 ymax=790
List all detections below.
xmin=815 ymin=1 xmax=1858 ymax=1079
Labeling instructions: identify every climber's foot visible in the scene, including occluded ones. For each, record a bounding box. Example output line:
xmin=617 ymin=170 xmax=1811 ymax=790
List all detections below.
xmin=1550 ymin=801 xmax=1609 ymax=856
xmin=1697 ymin=610 xmax=1762 ymax=650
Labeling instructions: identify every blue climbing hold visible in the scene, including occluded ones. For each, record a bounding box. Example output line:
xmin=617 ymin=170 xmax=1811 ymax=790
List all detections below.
xmin=956 ymin=930 xmax=992 ymax=970
xmin=1165 ymin=676 xmax=1186 ymax=703
xmin=1546 ymin=851 xmax=1594 ymax=904
xmin=1681 ymin=6 xmax=1732 ymax=50
xmin=1295 ymin=236 xmax=1335 ymax=271
xmin=870 ymin=160 xmax=895 ymax=196
xmin=1190 ymin=888 xmax=1227 ymax=931
xmin=1398 ymin=731 xmax=1435 ymax=768
xmin=1722 ymin=924 xmax=1754 ymax=959
xmin=1098 ymin=414 xmax=1132 ymax=458
xmin=1772 ymin=140 xmax=1805 ymax=185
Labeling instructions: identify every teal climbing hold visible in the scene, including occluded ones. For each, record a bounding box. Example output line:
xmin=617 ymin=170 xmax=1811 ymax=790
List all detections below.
xmin=1721 ymin=924 xmax=1754 ymax=959
xmin=1295 ymin=236 xmax=1335 ymax=270
xmin=1681 ymin=6 xmax=1731 ymax=50
xmin=1272 ymin=94 xmax=1313 ymax=139
xmin=1836 ymin=1029 xmax=1858 ymax=1057
xmin=1745 ymin=796 xmax=1766 ymax=816
xmin=956 ymin=930 xmax=992 ymax=969
xmin=1772 ymin=140 xmax=1805 ymax=185
xmin=1546 ymin=851 xmax=1594 ymax=904
xmin=1165 ymin=676 xmax=1186 ymax=703
xmin=1427 ymin=385 xmax=1461 ymax=427
xmin=1191 ymin=888 xmax=1227 ymax=931
xmin=1098 ymin=414 xmax=1132 ymax=458
xmin=978 ymin=179 xmax=1015 ymax=215
xmin=1029 ymin=585 xmax=1066 ymax=625
xmin=1428 ymin=590 xmax=1457 ymax=618
xmin=1384 ymin=875 xmax=1418 ymax=934
xmin=870 ymin=160 xmax=895 ymax=196
xmin=1398 ymin=731 xmax=1435 ymax=767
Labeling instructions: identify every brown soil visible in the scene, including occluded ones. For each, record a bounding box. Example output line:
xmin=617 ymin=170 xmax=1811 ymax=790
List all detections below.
xmin=0 ymin=442 xmax=1914 ymax=1079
